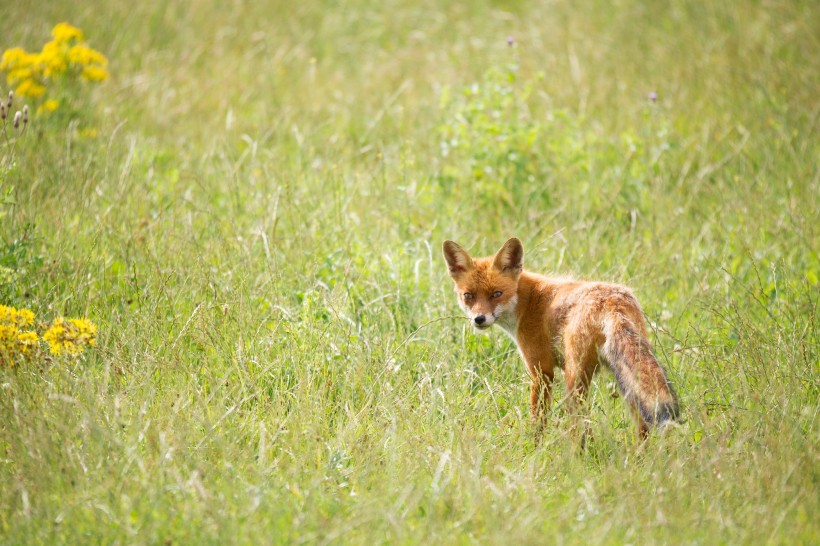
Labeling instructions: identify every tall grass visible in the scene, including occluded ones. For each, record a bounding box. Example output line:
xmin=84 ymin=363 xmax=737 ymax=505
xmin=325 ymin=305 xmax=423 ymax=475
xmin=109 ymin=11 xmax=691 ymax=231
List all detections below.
xmin=1 ymin=0 xmax=817 ymax=543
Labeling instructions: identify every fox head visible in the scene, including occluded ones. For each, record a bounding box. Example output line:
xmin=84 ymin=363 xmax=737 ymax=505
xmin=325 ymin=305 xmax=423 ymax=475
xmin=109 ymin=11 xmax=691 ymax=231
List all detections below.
xmin=442 ymin=238 xmax=523 ymax=331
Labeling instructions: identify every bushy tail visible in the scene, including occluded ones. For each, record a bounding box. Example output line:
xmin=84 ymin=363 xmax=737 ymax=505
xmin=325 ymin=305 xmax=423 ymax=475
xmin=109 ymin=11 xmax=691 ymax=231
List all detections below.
xmin=602 ymin=312 xmax=679 ymax=427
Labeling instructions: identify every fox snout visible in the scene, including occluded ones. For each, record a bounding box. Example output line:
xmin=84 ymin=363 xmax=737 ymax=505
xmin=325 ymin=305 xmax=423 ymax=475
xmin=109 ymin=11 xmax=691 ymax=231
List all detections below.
xmin=472 ymin=313 xmax=493 ymax=329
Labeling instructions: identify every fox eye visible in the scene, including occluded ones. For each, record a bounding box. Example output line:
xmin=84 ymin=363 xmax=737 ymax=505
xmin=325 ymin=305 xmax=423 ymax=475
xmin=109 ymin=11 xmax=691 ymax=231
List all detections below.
xmin=463 ymin=292 xmax=473 ymax=300
xmin=492 ymin=291 xmax=503 ymax=298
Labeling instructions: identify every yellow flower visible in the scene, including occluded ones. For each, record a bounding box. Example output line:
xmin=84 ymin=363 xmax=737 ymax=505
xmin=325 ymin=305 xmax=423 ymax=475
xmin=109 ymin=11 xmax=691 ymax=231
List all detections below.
xmin=68 ymin=44 xmax=108 ymax=67
xmin=38 ymin=99 xmax=60 ymax=114
xmin=40 ymin=40 xmax=69 ymax=77
xmin=16 ymin=331 xmax=39 ymax=353
xmin=2 ymin=22 xmax=108 ymax=102
xmin=0 ymin=306 xmax=39 ymax=365
xmin=6 ymin=66 xmax=33 ymax=84
xmin=1 ymin=325 xmax=18 ymax=366
xmin=0 ymin=47 xmax=29 ymax=71
xmin=16 ymin=308 xmax=35 ymax=328
xmin=14 ymin=79 xmax=46 ymax=98
xmin=2 ymin=49 xmax=42 ymax=85
xmin=0 ymin=324 xmax=17 ymax=347
xmin=81 ymin=65 xmax=109 ymax=82
xmin=43 ymin=316 xmax=97 ymax=356
xmin=43 ymin=319 xmax=67 ymax=355
xmin=0 ymin=305 xmax=35 ymax=328
xmin=51 ymin=22 xmax=84 ymax=44
xmin=68 ymin=317 xmax=97 ymax=343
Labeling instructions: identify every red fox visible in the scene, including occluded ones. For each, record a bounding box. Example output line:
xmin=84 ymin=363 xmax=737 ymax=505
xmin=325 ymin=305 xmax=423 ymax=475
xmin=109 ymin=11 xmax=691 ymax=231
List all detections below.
xmin=443 ymin=237 xmax=679 ymax=439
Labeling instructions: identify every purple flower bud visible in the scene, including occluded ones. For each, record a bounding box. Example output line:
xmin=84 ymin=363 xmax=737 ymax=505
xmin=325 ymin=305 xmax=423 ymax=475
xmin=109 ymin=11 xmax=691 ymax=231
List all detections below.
xmin=507 ymin=36 xmax=515 ymax=47
xmin=0 ymin=104 xmax=5 ymax=120
xmin=648 ymin=91 xmax=658 ymax=102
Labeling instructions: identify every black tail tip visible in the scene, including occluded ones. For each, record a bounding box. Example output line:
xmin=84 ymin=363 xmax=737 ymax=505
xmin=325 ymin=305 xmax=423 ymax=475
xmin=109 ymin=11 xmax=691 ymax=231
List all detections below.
xmin=640 ymin=400 xmax=680 ymax=427
xmin=653 ymin=402 xmax=680 ymax=425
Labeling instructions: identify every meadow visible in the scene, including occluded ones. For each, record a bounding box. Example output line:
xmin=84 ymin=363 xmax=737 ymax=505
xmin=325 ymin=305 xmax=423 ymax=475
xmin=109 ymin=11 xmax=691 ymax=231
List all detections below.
xmin=0 ymin=0 xmax=818 ymax=543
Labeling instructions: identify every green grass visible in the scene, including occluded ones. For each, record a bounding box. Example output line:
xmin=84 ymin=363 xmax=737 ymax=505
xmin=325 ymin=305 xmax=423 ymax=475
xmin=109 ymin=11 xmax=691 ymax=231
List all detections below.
xmin=1 ymin=0 xmax=818 ymax=543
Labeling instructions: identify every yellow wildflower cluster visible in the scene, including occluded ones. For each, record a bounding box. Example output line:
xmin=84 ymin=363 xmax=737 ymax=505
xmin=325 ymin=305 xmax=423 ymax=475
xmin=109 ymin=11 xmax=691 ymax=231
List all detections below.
xmin=0 ymin=304 xmax=39 ymax=366
xmin=42 ymin=317 xmax=97 ymax=356
xmin=0 ymin=304 xmax=97 ymax=366
xmin=0 ymin=22 xmax=108 ymax=109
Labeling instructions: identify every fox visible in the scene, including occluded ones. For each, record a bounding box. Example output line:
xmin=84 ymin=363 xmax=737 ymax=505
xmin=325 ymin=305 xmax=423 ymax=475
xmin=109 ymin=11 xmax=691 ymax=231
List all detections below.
xmin=443 ymin=237 xmax=679 ymax=439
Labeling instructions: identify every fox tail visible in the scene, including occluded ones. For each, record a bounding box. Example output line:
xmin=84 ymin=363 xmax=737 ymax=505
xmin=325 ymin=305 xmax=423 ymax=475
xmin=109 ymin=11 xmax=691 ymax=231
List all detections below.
xmin=601 ymin=311 xmax=679 ymax=428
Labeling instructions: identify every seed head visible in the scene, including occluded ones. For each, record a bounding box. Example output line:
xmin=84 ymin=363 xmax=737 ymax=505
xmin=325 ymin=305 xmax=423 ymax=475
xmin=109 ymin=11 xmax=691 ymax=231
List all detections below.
xmin=0 ymin=104 xmax=5 ymax=121
xmin=13 ymin=111 xmax=21 ymax=129
xmin=22 ymin=105 xmax=28 ymax=124
xmin=7 ymin=91 xmax=12 ymax=109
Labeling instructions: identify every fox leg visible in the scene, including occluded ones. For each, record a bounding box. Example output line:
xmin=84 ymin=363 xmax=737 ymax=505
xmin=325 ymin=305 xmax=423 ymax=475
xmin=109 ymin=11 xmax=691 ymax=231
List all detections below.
xmin=529 ymin=370 xmax=554 ymax=423
xmin=563 ymin=348 xmax=597 ymax=447
xmin=628 ymin=400 xmax=650 ymax=440
xmin=519 ymin=344 xmax=555 ymax=425
xmin=564 ymin=369 xmax=591 ymax=440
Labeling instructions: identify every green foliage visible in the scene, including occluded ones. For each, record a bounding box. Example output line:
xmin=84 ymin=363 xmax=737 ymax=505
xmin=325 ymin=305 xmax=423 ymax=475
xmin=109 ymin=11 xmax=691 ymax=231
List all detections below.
xmin=436 ymin=53 xmax=683 ymax=223
xmin=438 ymin=57 xmax=546 ymax=207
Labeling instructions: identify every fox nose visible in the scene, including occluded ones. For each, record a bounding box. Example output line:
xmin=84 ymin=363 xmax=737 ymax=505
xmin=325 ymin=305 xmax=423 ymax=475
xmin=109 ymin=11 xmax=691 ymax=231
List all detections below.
xmin=474 ymin=315 xmax=486 ymax=325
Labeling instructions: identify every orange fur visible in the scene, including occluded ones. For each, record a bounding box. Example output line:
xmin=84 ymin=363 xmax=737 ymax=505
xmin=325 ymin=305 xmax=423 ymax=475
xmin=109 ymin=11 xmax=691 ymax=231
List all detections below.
xmin=443 ymin=238 xmax=679 ymax=439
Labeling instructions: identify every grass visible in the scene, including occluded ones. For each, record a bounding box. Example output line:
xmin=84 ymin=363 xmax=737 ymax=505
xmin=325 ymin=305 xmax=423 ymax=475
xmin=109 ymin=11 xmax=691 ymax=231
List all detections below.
xmin=1 ymin=0 xmax=818 ymax=543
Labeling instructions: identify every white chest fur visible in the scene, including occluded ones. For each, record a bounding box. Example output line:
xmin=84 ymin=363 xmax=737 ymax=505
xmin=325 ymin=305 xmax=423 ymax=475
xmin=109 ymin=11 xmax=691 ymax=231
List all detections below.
xmin=494 ymin=295 xmax=519 ymax=342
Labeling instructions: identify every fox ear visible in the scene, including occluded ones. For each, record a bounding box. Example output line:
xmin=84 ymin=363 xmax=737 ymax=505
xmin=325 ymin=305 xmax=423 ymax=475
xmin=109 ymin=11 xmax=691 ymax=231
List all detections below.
xmin=443 ymin=240 xmax=473 ymax=277
xmin=493 ymin=238 xmax=524 ymax=274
